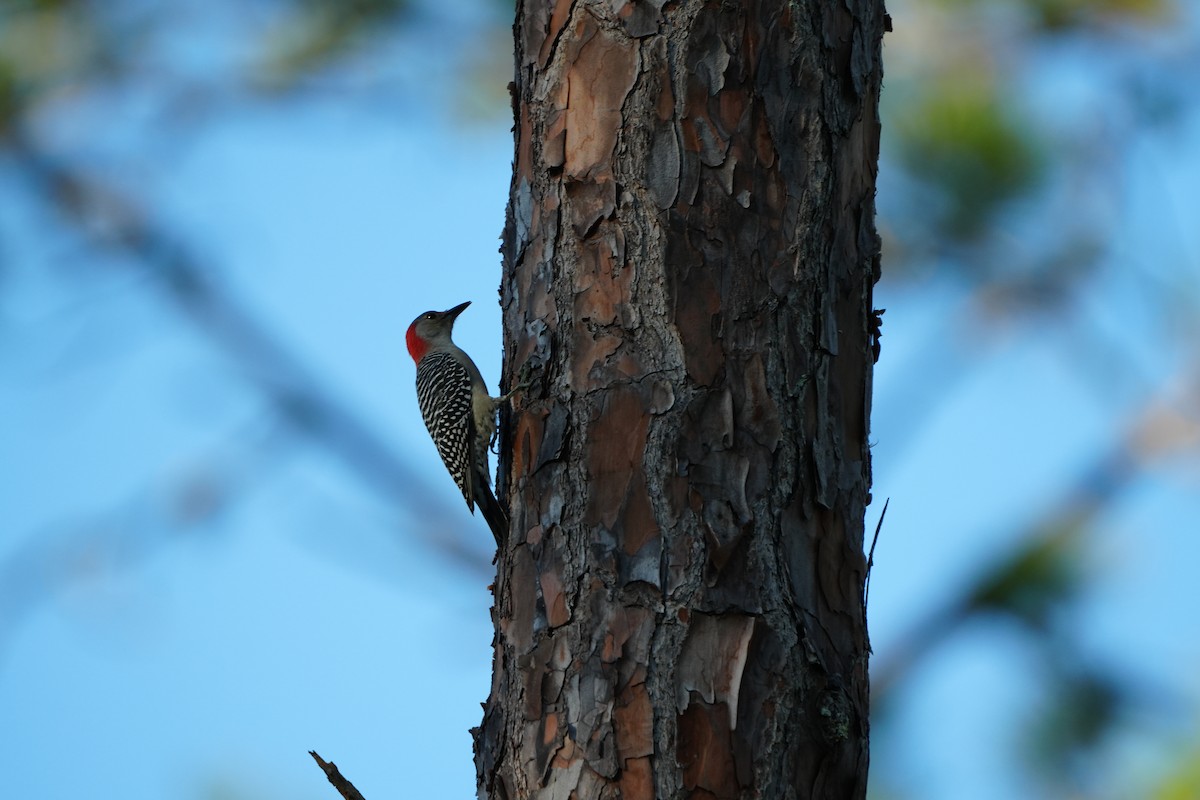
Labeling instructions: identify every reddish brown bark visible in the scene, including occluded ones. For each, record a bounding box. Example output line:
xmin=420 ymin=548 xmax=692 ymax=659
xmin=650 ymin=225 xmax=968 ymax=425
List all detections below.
xmin=478 ymin=1 xmax=885 ymax=797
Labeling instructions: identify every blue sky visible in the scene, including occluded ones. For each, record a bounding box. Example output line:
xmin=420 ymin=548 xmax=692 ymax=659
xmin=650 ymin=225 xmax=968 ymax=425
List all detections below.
xmin=1 ymin=2 xmax=1198 ymax=799
xmin=1 ymin=94 xmax=514 ymax=799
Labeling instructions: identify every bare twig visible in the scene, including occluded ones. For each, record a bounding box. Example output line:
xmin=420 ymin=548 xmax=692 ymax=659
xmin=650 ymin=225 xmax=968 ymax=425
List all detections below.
xmin=310 ymin=751 xmax=368 ymax=800
xmin=863 ymin=497 xmax=889 ymax=609
xmin=862 ymin=497 xmax=889 ymax=651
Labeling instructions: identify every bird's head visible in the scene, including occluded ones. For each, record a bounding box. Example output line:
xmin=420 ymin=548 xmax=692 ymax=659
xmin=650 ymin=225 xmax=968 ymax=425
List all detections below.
xmin=406 ymin=301 xmax=470 ymax=363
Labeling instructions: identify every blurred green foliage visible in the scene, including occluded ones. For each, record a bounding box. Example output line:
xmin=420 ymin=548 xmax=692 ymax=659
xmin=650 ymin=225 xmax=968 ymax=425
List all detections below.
xmin=930 ymin=0 xmax=1173 ymax=29
xmin=0 ymin=0 xmax=97 ymax=131
xmin=1018 ymin=0 xmax=1170 ymax=30
xmin=966 ymin=524 xmax=1081 ymax=629
xmin=1150 ymin=740 xmax=1200 ymax=799
xmin=876 ymin=0 xmax=1196 ymax=797
xmin=1026 ymin=667 xmax=1127 ymax=785
xmin=894 ymin=73 xmax=1044 ymax=241
xmin=258 ymin=0 xmax=410 ymax=87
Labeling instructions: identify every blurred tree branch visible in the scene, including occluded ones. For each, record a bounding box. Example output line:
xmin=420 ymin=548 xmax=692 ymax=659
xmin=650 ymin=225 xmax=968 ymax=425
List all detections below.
xmin=14 ymin=133 xmax=486 ymax=558
xmin=0 ymin=131 xmax=493 ymax=655
xmin=872 ymin=368 xmax=1200 ymax=789
xmin=875 ymin=367 xmax=1200 ymax=696
xmin=0 ymin=419 xmax=278 ymax=661
xmin=0 ymin=0 xmax=504 ymax=675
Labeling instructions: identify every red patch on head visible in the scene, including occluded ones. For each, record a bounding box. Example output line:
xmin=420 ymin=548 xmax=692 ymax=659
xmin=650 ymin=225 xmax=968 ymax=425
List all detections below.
xmin=406 ymin=320 xmax=428 ymax=363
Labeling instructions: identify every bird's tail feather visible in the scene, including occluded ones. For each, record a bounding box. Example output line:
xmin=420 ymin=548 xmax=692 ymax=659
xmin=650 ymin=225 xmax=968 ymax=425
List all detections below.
xmin=475 ymin=479 xmax=508 ymax=548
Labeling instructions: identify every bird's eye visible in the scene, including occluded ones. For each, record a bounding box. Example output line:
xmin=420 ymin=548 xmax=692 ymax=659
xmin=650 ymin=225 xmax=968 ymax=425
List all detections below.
xmin=425 ymin=313 xmax=436 ymax=320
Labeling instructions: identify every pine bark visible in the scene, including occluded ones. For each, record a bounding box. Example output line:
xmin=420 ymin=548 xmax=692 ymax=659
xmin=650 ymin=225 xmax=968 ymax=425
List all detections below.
xmin=476 ymin=1 xmax=885 ymax=798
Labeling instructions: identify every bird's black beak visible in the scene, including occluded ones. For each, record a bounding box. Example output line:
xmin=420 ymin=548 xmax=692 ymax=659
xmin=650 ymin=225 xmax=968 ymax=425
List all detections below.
xmin=445 ymin=301 xmax=471 ymax=320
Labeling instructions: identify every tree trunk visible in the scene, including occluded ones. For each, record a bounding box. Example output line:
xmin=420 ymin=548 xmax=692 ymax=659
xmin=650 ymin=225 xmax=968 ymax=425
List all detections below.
xmin=476 ymin=1 xmax=885 ymax=798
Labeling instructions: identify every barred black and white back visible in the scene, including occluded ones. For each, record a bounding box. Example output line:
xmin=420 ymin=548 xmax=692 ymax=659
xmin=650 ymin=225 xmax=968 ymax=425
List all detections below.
xmin=415 ymin=351 xmax=477 ymax=509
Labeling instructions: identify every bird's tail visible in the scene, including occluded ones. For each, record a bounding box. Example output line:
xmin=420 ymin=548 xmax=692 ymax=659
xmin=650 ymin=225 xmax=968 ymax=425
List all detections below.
xmin=474 ymin=478 xmax=509 ymax=548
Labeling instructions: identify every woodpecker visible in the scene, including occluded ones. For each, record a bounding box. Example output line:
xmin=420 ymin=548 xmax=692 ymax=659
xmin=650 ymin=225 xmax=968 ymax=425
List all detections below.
xmin=406 ymin=301 xmax=508 ymax=546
